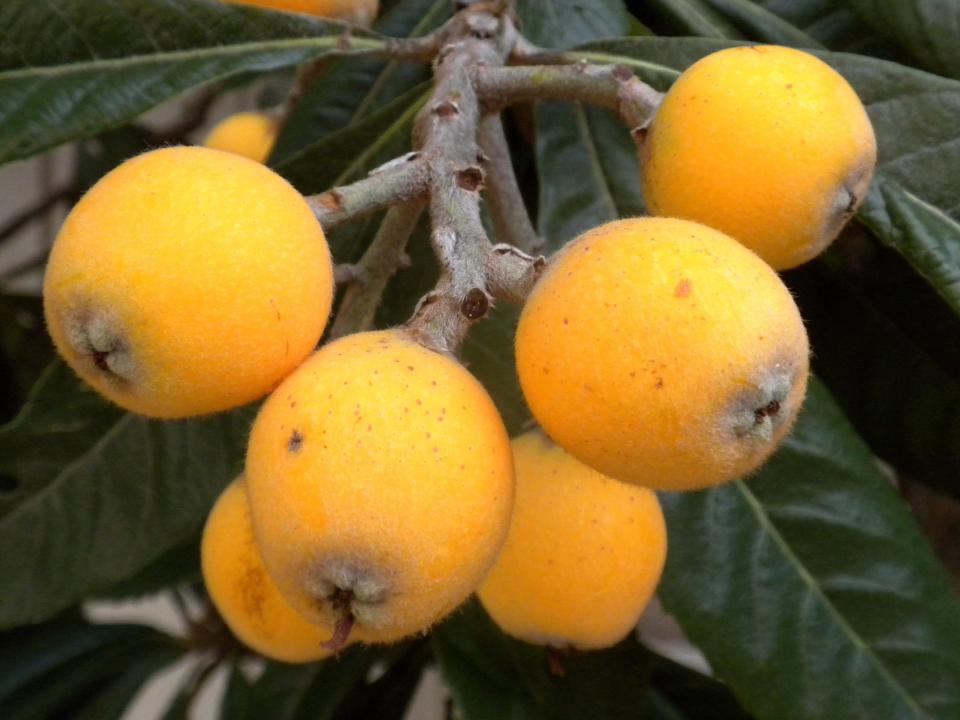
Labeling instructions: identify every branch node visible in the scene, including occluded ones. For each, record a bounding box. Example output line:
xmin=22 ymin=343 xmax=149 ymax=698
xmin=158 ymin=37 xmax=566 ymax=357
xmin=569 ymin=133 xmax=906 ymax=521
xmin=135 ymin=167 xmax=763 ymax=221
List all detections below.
xmin=455 ymin=166 xmax=485 ymax=191
xmin=460 ymin=288 xmax=491 ymax=320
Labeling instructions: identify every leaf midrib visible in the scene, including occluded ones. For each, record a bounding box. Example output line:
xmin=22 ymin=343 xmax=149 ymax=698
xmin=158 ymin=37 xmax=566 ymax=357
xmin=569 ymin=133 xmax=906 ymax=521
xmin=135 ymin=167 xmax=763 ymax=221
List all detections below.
xmin=0 ymin=35 xmax=386 ymax=82
xmin=734 ymin=479 xmax=933 ymax=719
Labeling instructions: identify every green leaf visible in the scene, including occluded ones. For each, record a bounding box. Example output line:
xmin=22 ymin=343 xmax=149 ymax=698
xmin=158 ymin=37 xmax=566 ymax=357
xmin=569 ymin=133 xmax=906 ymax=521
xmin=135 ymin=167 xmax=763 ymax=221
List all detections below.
xmin=636 ymin=0 xmax=744 ymax=39
xmin=788 ymin=259 xmax=960 ymax=499
xmin=846 ymin=0 xmax=960 ymax=79
xmin=435 ymin=599 xmax=670 ymax=720
xmin=273 ymin=82 xmax=430 ymax=196
xmin=535 ymin=104 xmax=645 ymax=250
xmin=0 ymin=362 xmax=252 ymax=628
xmin=746 ymin=0 xmax=896 ymax=54
xmin=516 ymin=0 xmax=631 ymax=49
xmin=0 ymin=618 xmax=182 ymax=720
xmin=658 ymin=379 xmax=960 ymax=720
xmin=0 ymin=0 xmax=384 ymax=166
xmin=859 ymin=176 xmax=960 ymax=318
xmin=222 ymin=663 xmax=256 ymax=720
xmin=244 ymin=646 xmax=404 ymax=720
xmin=271 ymin=0 xmax=449 ymax=163
xmin=521 ymin=0 xmax=640 ymax=252
xmin=697 ymin=0 xmax=824 ymax=47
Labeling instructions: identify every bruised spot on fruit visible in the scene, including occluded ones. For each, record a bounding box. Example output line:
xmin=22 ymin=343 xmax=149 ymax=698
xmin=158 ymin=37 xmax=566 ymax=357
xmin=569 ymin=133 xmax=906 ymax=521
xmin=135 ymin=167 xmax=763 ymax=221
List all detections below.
xmin=238 ymin=563 xmax=268 ymax=625
xmin=288 ymin=430 xmax=303 ymax=453
xmin=674 ymin=278 xmax=692 ymax=298
xmin=61 ymin=303 xmax=139 ymax=385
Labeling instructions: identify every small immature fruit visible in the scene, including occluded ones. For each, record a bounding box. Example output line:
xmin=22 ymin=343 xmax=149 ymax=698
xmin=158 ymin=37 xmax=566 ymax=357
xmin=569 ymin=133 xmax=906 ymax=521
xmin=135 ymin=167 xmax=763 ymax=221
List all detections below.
xmin=204 ymin=112 xmax=278 ymax=164
xmin=44 ymin=146 xmax=333 ymax=419
xmin=202 ymin=478 xmax=338 ymax=663
xmin=245 ymin=329 xmax=514 ymax=644
xmin=640 ymin=45 xmax=876 ymax=270
xmin=226 ymin=0 xmax=379 ymax=24
xmin=478 ymin=431 xmax=667 ymax=650
xmin=516 ymin=217 xmax=809 ymax=491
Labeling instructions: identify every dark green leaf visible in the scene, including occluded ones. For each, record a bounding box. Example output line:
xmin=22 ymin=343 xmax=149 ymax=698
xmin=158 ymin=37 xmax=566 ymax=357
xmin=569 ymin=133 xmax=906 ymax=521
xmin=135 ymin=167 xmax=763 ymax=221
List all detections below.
xmin=846 ymin=0 xmax=960 ymax=79
xmin=273 ymin=82 xmax=429 ymax=196
xmin=0 ymin=294 xmax=52 ymax=419
xmin=632 ymin=0 xmax=743 ymax=39
xmin=697 ymin=0 xmax=824 ymax=47
xmin=658 ymin=379 xmax=960 ymax=720
xmin=271 ymin=0 xmax=449 ymax=162
xmin=859 ymin=175 xmax=960 ymax=317
xmin=746 ymin=0 xmax=896 ymax=54
xmin=95 ymin=535 xmax=202 ymax=600
xmin=245 ymin=646 xmax=394 ymax=720
xmin=331 ymin=641 xmax=430 ymax=720
xmin=0 ymin=0 xmax=384 ymax=166
xmin=535 ymin=104 xmax=644 ymax=250
xmin=0 ymin=362 xmax=252 ymax=628
xmin=516 ymin=0 xmax=631 ymax=49
xmin=222 ymin=663 xmax=256 ymax=720
xmin=0 ymin=618 xmax=181 ymax=720
xmin=435 ymin=599 xmax=667 ymax=720
xmin=789 ymin=258 xmax=960 ymax=498
xmin=645 ymin=654 xmax=752 ymax=720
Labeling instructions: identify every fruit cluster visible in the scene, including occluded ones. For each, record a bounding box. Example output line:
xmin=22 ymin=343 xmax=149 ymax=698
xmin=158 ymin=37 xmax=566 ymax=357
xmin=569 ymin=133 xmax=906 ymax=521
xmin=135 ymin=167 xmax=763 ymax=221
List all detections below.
xmin=42 ymin=44 xmax=874 ymax=662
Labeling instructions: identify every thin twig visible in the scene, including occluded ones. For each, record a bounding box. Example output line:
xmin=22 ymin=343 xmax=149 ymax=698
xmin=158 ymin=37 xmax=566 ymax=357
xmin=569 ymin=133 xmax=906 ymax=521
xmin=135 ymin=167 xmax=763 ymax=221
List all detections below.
xmin=473 ymin=63 xmax=662 ymax=132
xmin=307 ymin=156 xmax=430 ymax=230
xmin=330 ymin=201 xmax=425 ymax=338
xmin=477 ymin=113 xmax=540 ymax=252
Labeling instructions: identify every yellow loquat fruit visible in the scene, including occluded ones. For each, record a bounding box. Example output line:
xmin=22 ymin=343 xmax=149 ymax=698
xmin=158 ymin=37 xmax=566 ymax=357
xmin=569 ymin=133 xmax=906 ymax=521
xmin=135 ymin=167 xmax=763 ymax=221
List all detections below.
xmin=244 ymin=329 xmax=515 ymax=645
xmin=515 ymin=217 xmax=809 ymax=491
xmin=204 ymin=112 xmax=278 ymax=164
xmin=478 ymin=431 xmax=667 ymax=650
xmin=44 ymin=146 xmax=333 ymax=418
xmin=640 ymin=45 xmax=876 ymax=269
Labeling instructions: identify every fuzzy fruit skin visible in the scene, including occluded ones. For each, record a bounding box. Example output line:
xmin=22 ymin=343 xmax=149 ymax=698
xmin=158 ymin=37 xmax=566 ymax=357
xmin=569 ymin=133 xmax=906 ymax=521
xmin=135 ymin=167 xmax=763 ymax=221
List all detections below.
xmin=515 ymin=217 xmax=809 ymax=491
xmin=202 ymin=478 xmax=337 ymax=663
xmin=204 ymin=112 xmax=278 ymax=164
xmin=478 ymin=432 xmax=667 ymax=650
xmin=226 ymin=0 xmax=378 ymax=24
xmin=44 ymin=146 xmax=332 ymax=419
xmin=245 ymin=329 xmax=515 ymax=643
xmin=641 ymin=45 xmax=876 ymax=270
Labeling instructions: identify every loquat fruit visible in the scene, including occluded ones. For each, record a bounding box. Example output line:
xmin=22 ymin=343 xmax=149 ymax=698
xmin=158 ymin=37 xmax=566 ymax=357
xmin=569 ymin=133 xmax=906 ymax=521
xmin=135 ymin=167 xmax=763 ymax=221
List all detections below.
xmin=44 ymin=146 xmax=333 ymax=418
xmin=515 ymin=217 xmax=809 ymax=491
xmin=203 ymin=112 xmax=278 ymax=164
xmin=640 ymin=45 xmax=876 ymax=269
xmin=478 ymin=431 xmax=667 ymax=650
xmin=244 ymin=329 xmax=515 ymax=645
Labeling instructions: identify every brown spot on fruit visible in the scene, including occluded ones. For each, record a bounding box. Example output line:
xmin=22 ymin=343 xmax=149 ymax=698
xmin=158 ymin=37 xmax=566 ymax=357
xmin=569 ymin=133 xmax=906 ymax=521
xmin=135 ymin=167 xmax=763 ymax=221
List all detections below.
xmin=674 ymin=279 xmax=692 ymax=298
xmin=288 ymin=430 xmax=304 ymax=453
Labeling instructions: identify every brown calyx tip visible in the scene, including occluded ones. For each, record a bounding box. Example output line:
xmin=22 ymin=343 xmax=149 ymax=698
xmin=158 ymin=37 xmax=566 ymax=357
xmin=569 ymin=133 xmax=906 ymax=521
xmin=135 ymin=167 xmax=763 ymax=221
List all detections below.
xmin=321 ymin=588 xmax=356 ymax=655
xmin=753 ymin=399 xmax=781 ymax=426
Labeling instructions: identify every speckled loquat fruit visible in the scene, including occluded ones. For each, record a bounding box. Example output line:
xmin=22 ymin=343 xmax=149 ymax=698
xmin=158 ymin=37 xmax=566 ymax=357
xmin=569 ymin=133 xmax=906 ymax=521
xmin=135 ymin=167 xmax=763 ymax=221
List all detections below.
xmin=515 ymin=217 xmax=809 ymax=491
xmin=640 ymin=45 xmax=876 ymax=269
xmin=244 ymin=329 xmax=514 ymax=645
xmin=43 ymin=146 xmax=333 ymax=419
xmin=478 ymin=431 xmax=667 ymax=650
